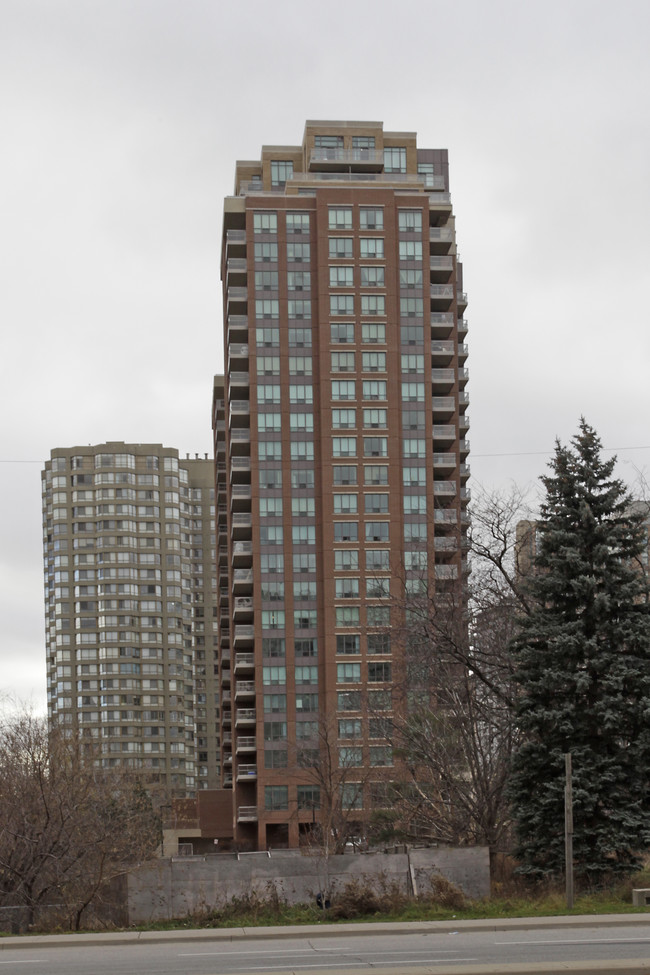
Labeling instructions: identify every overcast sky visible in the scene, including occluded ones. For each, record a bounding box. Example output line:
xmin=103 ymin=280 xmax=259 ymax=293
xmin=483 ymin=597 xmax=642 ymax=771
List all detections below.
xmin=2 ymin=0 xmax=650 ymax=710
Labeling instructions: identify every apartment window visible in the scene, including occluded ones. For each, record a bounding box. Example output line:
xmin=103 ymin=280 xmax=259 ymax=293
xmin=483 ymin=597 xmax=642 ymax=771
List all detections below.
xmin=258 ymin=383 xmax=281 ymax=404
xmin=403 ymin=438 xmax=426 ymax=459
xmin=337 ymin=662 xmax=361 ymax=682
xmin=258 ymin=413 xmax=281 ymax=434
xmin=333 ymin=522 xmax=358 ymax=542
xmin=333 ymin=494 xmax=358 ymax=517
xmin=367 ymin=577 xmax=390 ymax=598
xmin=259 ymin=467 xmax=282 ymax=488
xmin=330 ymin=295 xmax=354 ymax=316
xmin=287 ymin=272 xmax=311 ymax=292
xmin=364 ymin=494 xmax=389 ymax=514
xmin=292 ymin=525 xmax=316 ymax=545
xmin=295 ymin=666 xmax=318 ymax=685
xmin=400 ymin=269 xmax=423 ymax=288
xmin=401 ymin=326 xmax=424 ymax=347
xmin=295 ymin=639 xmax=317 ymax=657
xmin=329 ymin=237 xmax=354 ymax=259
xmin=286 ymin=212 xmax=310 ymax=233
xmin=293 ymin=553 xmax=316 ymax=573
xmin=361 ymin=323 xmax=385 ymax=345
xmin=255 ymin=299 xmax=279 ymax=320
xmin=332 ymin=409 xmax=356 ymax=429
xmin=352 ymin=135 xmax=375 ymax=149
xmin=370 ymin=746 xmax=393 ymax=767
xmin=288 ymin=327 xmax=312 ymax=348
xmin=332 ymin=437 xmax=357 ymax=458
xmin=290 ymin=413 xmax=314 ymax=433
xmin=331 ymin=352 xmax=355 ymax=373
xmin=404 ymin=495 xmax=427 ymax=515
xmin=265 ymin=785 xmax=288 ymax=810
xmin=369 ymin=662 xmax=392 ymax=683
xmin=289 ymin=384 xmax=313 ymax=405
xmin=315 ymin=135 xmax=344 ymax=149
xmin=258 ymin=441 xmax=282 ymax=461
xmin=401 ymin=354 xmax=424 ymax=374
xmin=398 ymin=210 xmax=423 ymax=232
xmin=361 ymin=352 xmax=386 ymax=373
xmin=296 ymin=692 xmax=318 ymax=712
xmin=290 ymin=441 xmax=314 ymax=460
xmin=361 ymin=295 xmax=385 ymax=317
xmin=255 ymin=270 xmax=278 ymax=291
xmin=263 ymin=666 xmax=286 ymax=686
xmin=362 ymin=409 xmax=387 ymax=429
xmin=368 ymin=633 xmax=391 ymax=654
xmin=331 ymin=322 xmax=354 ymax=344
xmin=339 ymin=747 xmax=362 ymax=767
xmin=270 ymin=160 xmax=293 ymax=187
xmin=263 ymin=694 xmax=287 ymax=713
xmin=328 ymin=207 xmax=353 ymax=230
xmin=338 ymin=718 xmax=362 ymax=738
xmin=259 ymin=496 xmax=283 ymax=516
xmin=290 ymin=469 xmax=314 ymax=489
xmin=288 ymin=299 xmax=311 ymax=320
xmin=405 ymin=551 xmax=427 ymax=570
xmin=332 ymin=380 xmax=356 ymax=401
xmin=254 ymin=242 xmax=278 ymax=262
xmin=368 ymin=689 xmax=392 ymax=710
xmin=364 ymin=465 xmax=388 ymax=486
xmin=265 ymin=751 xmax=288 ymax=770
xmin=260 ymin=581 xmax=284 ymax=601
xmin=362 ymin=380 xmax=387 ymax=400
xmin=329 ymin=266 xmax=354 ymax=287
xmin=402 ymin=382 xmax=425 ymax=401
xmin=365 ymin=522 xmax=389 ymax=542
xmin=335 ymin=578 xmax=359 ymax=599
xmin=287 ymin=241 xmax=310 ymax=262
xmin=292 ymin=497 xmax=315 ymax=517
xmin=360 ymin=267 xmax=385 ymax=288
xmin=400 ymin=297 xmax=424 ymax=319
xmin=403 ymin=466 xmax=426 ymax=486
xmin=360 ymin=238 xmax=384 ymax=259
xmin=334 ymin=550 xmax=359 ymax=571
xmin=366 ymin=549 xmax=390 ymax=571
xmin=359 ymin=207 xmax=384 ymax=230
xmin=363 ymin=437 xmax=387 ymax=458
xmin=336 ymin=634 xmax=360 ymax=654
xmin=253 ymin=212 xmax=278 ymax=234
xmin=418 ymin=161 xmax=435 ymax=187
xmin=255 ymin=328 xmax=280 ymax=349
xmin=297 ymin=785 xmax=320 ymax=810
xmin=289 ymin=356 xmax=312 ymax=376
xmin=294 ymin=576 xmax=316 ymax=601
xmin=262 ymin=610 xmax=285 ymax=629
xmin=402 ymin=409 xmax=425 ymax=430
xmin=384 ymin=147 xmax=406 ymax=172
xmin=399 ymin=240 xmax=423 ymax=261
xmin=333 ymin=465 xmax=357 ymax=485
xmin=404 ymin=522 xmax=427 ymax=542
xmin=337 ymin=690 xmax=361 ymax=711
xmin=367 ymin=606 xmax=390 ymax=627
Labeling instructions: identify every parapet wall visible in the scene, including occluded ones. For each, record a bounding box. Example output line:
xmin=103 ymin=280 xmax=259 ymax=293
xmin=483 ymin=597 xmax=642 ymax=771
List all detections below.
xmin=126 ymin=846 xmax=489 ymax=924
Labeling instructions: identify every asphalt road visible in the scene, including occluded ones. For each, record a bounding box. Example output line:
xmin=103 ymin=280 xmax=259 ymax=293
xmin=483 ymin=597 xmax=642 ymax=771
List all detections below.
xmin=1 ymin=917 xmax=649 ymax=975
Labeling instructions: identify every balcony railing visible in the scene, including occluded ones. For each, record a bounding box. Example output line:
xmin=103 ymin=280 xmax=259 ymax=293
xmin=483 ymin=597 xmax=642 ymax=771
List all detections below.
xmin=234 ymin=652 xmax=255 ymax=671
xmin=236 ymin=763 xmax=258 ymax=780
xmin=237 ymin=805 xmax=258 ymax=822
xmin=236 ymin=735 xmax=256 ymax=751
xmin=235 ymin=708 xmax=256 ymax=725
xmin=433 ymin=481 xmax=457 ymax=496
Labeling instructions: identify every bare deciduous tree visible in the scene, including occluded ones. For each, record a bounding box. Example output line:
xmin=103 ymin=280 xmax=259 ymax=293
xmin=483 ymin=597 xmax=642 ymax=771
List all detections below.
xmin=0 ymin=711 xmax=161 ymax=930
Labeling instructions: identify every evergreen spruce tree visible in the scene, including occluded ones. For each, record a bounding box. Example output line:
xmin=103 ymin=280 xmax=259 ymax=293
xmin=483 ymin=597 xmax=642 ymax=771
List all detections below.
xmin=509 ymin=419 xmax=650 ymax=881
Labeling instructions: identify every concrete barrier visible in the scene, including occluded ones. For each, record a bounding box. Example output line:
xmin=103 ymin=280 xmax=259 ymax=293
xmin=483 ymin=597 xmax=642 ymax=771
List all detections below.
xmin=126 ymin=846 xmax=490 ymax=924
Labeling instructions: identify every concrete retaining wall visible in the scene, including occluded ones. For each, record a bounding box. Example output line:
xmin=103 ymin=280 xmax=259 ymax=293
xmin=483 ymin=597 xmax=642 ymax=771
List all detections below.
xmin=126 ymin=846 xmax=490 ymax=924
